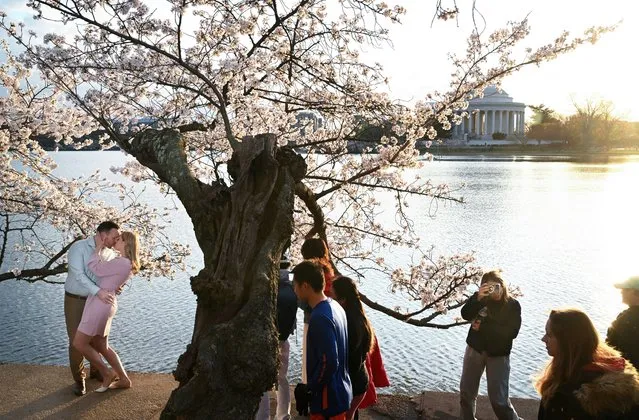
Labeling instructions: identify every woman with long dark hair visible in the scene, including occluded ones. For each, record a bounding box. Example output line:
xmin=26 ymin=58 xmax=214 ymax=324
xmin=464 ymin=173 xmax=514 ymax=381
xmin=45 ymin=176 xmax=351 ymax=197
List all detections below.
xmin=536 ymin=308 xmax=639 ymax=419
xmin=332 ymin=276 xmax=374 ymax=420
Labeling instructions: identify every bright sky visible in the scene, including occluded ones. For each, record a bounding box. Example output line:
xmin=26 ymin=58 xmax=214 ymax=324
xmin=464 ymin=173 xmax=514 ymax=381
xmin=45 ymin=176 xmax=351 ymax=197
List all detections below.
xmin=2 ymin=0 xmax=637 ymax=120
xmin=364 ymin=0 xmax=639 ymax=121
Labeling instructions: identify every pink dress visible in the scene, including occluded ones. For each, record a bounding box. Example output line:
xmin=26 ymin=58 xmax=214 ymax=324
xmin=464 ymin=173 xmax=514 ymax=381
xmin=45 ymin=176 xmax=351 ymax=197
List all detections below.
xmin=77 ymin=253 xmax=132 ymax=337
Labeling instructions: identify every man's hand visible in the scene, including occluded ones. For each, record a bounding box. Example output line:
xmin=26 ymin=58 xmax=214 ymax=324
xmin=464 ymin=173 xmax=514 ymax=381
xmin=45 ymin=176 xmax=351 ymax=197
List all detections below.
xmin=115 ymin=283 xmax=125 ymax=296
xmin=97 ymin=289 xmax=115 ymax=305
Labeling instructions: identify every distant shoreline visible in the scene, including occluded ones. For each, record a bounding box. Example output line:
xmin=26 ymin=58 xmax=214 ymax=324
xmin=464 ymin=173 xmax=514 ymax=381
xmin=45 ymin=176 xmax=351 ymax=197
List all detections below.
xmin=43 ymin=146 xmax=639 ymax=164
xmin=426 ymin=149 xmax=639 ymax=163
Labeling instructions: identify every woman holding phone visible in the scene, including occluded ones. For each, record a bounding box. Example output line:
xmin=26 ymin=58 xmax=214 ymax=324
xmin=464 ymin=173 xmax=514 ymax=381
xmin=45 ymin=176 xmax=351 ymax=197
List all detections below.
xmin=459 ymin=270 xmax=521 ymax=420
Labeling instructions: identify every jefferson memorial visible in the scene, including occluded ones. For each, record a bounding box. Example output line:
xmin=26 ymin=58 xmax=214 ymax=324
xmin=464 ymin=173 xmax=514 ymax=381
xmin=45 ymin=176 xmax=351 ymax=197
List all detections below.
xmin=452 ymin=86 xmax=526 ymax=141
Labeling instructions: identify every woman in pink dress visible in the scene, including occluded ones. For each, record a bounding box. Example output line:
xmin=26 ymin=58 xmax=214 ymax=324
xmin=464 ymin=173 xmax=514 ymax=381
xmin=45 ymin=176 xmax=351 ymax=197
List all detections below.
xmin=73 ymin=231 xmax=140 ymax=392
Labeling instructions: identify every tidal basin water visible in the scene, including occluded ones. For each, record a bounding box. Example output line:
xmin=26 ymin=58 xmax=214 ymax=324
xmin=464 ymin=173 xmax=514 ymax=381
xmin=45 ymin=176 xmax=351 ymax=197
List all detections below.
xmin=1 ymin=152 xmax=638 ymax=398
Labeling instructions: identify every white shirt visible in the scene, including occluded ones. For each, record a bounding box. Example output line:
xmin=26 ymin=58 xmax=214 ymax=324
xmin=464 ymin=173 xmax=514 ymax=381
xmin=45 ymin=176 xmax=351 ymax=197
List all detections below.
xmin=64 ymin=236 xmax=115 ymax=297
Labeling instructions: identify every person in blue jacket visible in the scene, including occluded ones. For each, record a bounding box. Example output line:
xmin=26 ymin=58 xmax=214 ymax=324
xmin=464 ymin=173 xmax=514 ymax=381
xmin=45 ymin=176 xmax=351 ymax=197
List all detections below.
xmin=292 ymin=260 xmax=352 ymax=420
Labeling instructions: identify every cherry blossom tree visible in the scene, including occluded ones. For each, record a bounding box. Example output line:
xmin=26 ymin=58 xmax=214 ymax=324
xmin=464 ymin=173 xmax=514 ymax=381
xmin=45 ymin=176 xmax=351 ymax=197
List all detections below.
xmin=0 ymin=0 xmax=613 ymax=418
xmin=0 ymin=48 xmax=190 ymax=283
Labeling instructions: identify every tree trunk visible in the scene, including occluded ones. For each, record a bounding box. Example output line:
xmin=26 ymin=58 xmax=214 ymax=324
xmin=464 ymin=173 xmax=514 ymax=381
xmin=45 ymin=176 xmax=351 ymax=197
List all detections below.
xmin=123 ymin=130 xmax=305 ymax=419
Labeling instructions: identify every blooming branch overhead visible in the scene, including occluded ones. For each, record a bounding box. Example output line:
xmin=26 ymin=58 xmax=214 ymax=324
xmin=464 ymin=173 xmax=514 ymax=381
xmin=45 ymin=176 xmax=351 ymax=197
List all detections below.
xmin=0 ymin=1 xmax=613 ymax=325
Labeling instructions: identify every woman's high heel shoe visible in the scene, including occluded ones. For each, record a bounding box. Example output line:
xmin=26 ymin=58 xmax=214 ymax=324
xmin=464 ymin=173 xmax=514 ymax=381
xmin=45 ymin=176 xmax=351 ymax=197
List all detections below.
xmin=94 ymin=370 xmax=117 ymax=393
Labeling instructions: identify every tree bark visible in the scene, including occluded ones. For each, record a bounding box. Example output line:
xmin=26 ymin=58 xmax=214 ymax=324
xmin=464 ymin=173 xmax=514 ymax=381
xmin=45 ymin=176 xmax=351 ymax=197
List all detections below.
xmin=124 ymin=129 xmax=306 ymax=419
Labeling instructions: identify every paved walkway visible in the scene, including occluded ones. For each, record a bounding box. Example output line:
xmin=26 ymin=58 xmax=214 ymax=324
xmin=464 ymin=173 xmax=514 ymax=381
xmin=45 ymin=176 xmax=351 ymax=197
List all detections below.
xmin=0 ymin=364 xmax=539 ymax=419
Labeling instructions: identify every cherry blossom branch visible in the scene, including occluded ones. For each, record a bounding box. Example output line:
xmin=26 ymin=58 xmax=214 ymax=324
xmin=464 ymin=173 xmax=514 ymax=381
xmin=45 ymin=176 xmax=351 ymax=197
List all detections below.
xmin=0 ymin=265 xmax=67 ymax=283
xmin=31 ymin=0 xmax=239 ymax=149
xmin=313 ymin=143 xmax=412 ymax=200
xmin=358 ymin=293 xmax=469 ymax=328
xmin=295 ymin=173 xmax=480 ymax=327
xmin=306 ymin=175 xmax=464 ymax=202
xmin=0 ymin=214 xmax=9 ymax=267
xmin=127 ymin=129 xmax=223 ymax=221
xmin=246 ymin=0 xmax=312 ymax=58
xmin=42 ymin=237 xmax=80 ymax=270
xmin=294 ymin=181 xmax=327 ymax=241
xmin=332 ymin=253 xmax=472 ymax=328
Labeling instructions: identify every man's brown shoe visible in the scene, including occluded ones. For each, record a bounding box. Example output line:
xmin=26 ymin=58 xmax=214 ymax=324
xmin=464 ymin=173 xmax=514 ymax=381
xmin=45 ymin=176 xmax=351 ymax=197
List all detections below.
xmin=89 ymin=370 xmax=103 ymax=381
xmin=72 ymin=379 xmax=86 ymax=396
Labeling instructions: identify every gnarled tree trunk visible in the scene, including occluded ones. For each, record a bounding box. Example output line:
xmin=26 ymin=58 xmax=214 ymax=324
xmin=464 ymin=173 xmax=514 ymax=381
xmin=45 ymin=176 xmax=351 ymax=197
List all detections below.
xmin=124 ymin=130 xmax=305 ymax=419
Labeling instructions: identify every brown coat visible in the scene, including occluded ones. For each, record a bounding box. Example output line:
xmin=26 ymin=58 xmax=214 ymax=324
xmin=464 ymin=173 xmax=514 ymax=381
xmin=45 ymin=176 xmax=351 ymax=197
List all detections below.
xmin=539 ymin=363 xmax=639 ymax=420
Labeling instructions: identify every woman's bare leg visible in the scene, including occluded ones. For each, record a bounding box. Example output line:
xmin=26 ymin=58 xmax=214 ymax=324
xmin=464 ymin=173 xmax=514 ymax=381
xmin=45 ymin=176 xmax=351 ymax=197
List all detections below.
xmin=94 ymin=336 xmax=131 ymax=388
xmin=73 ymin=331 xmax=114 ymax=388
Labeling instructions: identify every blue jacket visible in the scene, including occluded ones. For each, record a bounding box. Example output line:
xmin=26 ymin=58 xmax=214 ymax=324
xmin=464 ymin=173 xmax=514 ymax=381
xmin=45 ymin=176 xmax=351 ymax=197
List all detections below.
xmin=307 ymin=299 xmax=352 ymax=416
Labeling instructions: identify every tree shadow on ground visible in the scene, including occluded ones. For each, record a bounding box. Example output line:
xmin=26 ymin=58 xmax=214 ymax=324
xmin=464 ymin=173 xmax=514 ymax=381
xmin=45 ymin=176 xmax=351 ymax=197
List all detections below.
xmin=1 ymin=383 xmax=120 ymax=420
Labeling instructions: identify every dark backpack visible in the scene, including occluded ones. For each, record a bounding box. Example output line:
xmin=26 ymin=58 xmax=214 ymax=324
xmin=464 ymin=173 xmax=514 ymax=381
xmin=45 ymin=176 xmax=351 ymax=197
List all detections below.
xmin=277 ymin=269 xmax=297 ymax=341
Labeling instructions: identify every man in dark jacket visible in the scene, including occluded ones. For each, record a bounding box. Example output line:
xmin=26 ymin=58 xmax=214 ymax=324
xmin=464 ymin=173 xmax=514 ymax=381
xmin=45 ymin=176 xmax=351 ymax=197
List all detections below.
xmin=292 ymin=260 xmax=352 ymax=420
xmin=256 ymin=255 xmax=298 ymax=420
xmin=607 ymin=276 xmax=639 ymax=370
xmin=459 ymin=270 xmax=521 ymax=420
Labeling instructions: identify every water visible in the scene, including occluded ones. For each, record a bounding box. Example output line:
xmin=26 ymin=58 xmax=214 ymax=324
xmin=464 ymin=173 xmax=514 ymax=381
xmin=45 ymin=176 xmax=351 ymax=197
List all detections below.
xmin=1 ymin=152 xmax=638 ymax=398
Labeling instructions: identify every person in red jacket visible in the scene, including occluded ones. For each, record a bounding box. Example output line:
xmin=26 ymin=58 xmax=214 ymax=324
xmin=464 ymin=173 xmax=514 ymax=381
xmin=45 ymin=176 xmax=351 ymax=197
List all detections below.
xmin=358 ymin=338 xmax=390 ymax=411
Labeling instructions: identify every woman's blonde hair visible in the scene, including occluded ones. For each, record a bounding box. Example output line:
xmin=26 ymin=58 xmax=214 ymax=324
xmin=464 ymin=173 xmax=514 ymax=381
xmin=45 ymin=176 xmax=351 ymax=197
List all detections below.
xmin=120 ymin=231 xmax=140 ymax=274
xmin=535 ymin=308 xmax=621 ymax=404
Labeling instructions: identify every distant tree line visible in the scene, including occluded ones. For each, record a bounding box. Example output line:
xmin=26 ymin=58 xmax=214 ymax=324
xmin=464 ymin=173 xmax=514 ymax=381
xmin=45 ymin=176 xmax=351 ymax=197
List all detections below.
xmin=34 ymin=130 xmax=120 ymax=151
xmin=527 ymin=100 xmax=639 ymax=150
xmin=348 ymin=117 xmax=453 ymax=153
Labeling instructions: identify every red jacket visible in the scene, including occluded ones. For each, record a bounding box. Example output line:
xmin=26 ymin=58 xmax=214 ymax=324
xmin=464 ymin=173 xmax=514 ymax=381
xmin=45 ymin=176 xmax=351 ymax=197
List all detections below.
xmin=359 ymin=338 xmax=390 ymax=409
